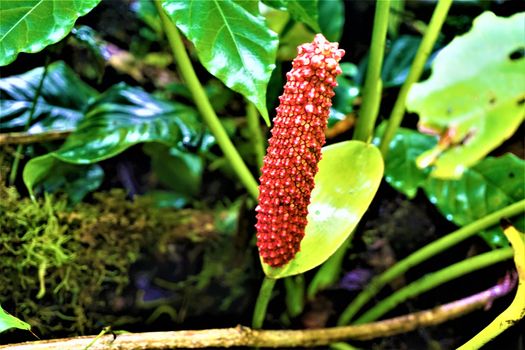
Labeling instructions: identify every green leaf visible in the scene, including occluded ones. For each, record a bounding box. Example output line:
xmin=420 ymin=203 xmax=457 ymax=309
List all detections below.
xmin=382 ymin=35 xmax=433 ymax=88
xmin=374 ymin=124 xmax=438 ymax=198
xmin=162 ymin=0 xmax=279 ymax=125
xmin=262 ymin=0 xmax=320 ymax=32
xmin=23 ymin=84 xmax=202 ymax=196
xmin=318 ymin=0 xmax=344 ymax=42
xmin=262 ymin=141 xmax=384 ymax=278
xmin=0 ymin=305 xmax=30 ymax=334
xmin=423 ymin=154 xmax=525 ymax=226
xmin=35 ymin=159 xmax=104 ymax=204
xmin=407 ymin=12 xmax=525 ymax=178
xmin=0 ymin=61 xmax=98 ymax=132
xmin=144 ymin=143 xmax=203 ymax=197
xmin=0 ymin=0 xmax=101 ymax=66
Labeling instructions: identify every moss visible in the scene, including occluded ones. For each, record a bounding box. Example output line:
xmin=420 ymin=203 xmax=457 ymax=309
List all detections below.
xmin=0 ymin=183 xmax=221 ymax=336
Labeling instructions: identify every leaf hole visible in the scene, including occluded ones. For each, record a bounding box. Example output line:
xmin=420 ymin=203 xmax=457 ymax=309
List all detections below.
xmin=509 ymin=47 xmax=525 ymax=61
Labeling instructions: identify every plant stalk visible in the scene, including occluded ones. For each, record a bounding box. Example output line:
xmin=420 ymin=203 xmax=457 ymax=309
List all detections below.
xmin=155 ymin=0 xmax=259 ymax=200
xmin=354 ymin=247 xmax=513 ymax=324
xmin=9 ymin=59 xmax=49 ymax=185
xmin=352 ymin=0 xmax=390 ymax=142
xmin=337 ymin=199 xmax=525 ymax=325
xmin=0 ymin=279 xmax=513 ymax=349
xmin=379 ymin=0 xmax=453 ymax=157
xmin=252 ymin=277 xmax=276 ymax=329
xmin=246 ymin=101 xmax=265 ymax=171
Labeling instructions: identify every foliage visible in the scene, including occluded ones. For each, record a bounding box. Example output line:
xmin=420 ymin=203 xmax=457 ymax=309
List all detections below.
xmin=0 ymin=61 xmax=98 ymax=132
xmin=162 ymin=0 xmax=279 ymax=125
xmin=407 ymin=12 xmax=525 ymax=178
xmin=0 ymin=305 xmax=31 ymax=334
xmin=23 ymin=84 xmax=203 ymax=201
xmin=0 ymin=0 xmax=101 ymax=66
xmin=378 ymin=125 xmax=525 ymax=247
xmin=262 ymin=141 xmax=383 ymax=278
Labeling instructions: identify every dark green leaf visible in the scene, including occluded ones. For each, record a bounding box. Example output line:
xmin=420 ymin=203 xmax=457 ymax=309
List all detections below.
xmin=144 ymin=143 xmax=203 ymax=197
xmin=332 ymin=62 xmax=359 ymax=115
xmin=408 ymin=12 xmax=525 ymax=178
xmin=263 ymin=141 xmax=384 ymax=278
xmin=423 ymin=154 xmax=525 ymax=225
xmin=0 ymin=61 xmax=98 ymax=132
xmin=263 ymin=0 xmax=320 ymax=32
xmin=23 ymin=84 xmax=202 ymax=196
xmin=318 ymin=0 xmax=344 ymax=42
xmin=162 ymin=0 xmax=278 ymax=125
xmin=374 ymin=124 xmax=438 ymax=198
xmin=37 ymin=160 xmax=104 ymax=204
xmin=382 ymin=35 xmax=430 ymax=88
xmin=0 ymin=305 xmax=30 ymax=334
xmin=0 ymin=0 xmax=101 ymax=66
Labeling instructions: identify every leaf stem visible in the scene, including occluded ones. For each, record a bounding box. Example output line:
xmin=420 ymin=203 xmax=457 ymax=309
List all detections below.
xmin=379 ymin=0 xmax=453 ymax=157
xmin=458 ymin=225 xmax=525 ymax=349
xmin=354 ymin=247 xmax=513 ymax=324
xmin=252 ymin=276 xmax=276 ymax=329
xmin=352 ymin=0 xmax=390 ymax=142
xmin=155 ymin=0 xmax=259 ymax=200
xmin=246 ymin=101 xmax=265 ymax=171
xmin=337 ymin=199 xmax=525 ymax=325
xmin=9 ymin=59 xmax=49 ymax=186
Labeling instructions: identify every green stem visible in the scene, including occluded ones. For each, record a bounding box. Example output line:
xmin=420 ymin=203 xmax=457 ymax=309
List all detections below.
xmin=354 ymin=248 xmax=513 ymax=324
xmin=9 ymin=59 xmax=49 ymax=185
xmin=155 ymin=1 xmax=259 ymax=200
xmin=252 ymin=277 xmax=276 ymax=329
xmin=246 ymin=101 xmax=265 ymax=171
xmin=458 ymin=225 xmax=525 ymax=349
xmin=337 ymin=199 xmax=525 ymax=325
xmin=352 ymin=0 xmax=390 ymax=142
xmin=379 ymin=0 xmax=453 ymax=157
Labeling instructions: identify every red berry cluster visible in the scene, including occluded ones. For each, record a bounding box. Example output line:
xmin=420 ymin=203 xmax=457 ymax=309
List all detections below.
xmin=256 ymin=34 xmax=345 ymax=267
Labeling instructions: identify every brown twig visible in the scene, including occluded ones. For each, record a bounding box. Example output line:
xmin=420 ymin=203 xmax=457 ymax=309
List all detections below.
xmin=0 ymin=277 xmax=514 ymax=349
xmin=0 ymin=130 xmax=72 ymax=145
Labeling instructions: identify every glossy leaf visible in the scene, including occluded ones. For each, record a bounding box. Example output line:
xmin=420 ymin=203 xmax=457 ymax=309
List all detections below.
xmin=262 ymin=141 xmax=384 ymax=278
xmin=382 ymin=35 xmax=435 ymax=88
xmin=407 ymin=12 xmax=525 ymax=178
xmin=33 ymin=159 xmax=104 ymax=204
xmin=374 ymin=124 xmax=438 ymax=198
xmin=263 ymin=0 xmax=320 ymax=32
xmin=0 ymin=305 xmax=30 ymax=334
xmin=162 ymin=0 xmax=278 ymax=125
xmin=0 ymin=0 xmax=101 ymax=66
xmin=318 ymin=0 xmax=344 ymax=42
xmin=144 ymin=143 xmax=203 ymax=197
xmin=23 ymin=85 xmax=201 ymax=196
xmin=0 ymin=61 xmax=98 ymax=132
xmin=424 ymin=154 xmax=525 ymax=226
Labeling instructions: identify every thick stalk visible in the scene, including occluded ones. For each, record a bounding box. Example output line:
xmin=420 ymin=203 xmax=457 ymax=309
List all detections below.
xmin=246 ymin=101 xmax=265 ymax=171
xmin=0 ymin=279 xmax=514 ymax=349
xmin=337 ymin=199 xmax=525 ymax=325
xmin=9 ymin=60 xmax=49 ymax=185
xmin=352 ymin=0 xmax=390 ymax=142
xmin=354 ymin=248 xmax=513 ymax=324
xmin=252 ymin=277 xmax=276 ymax=329
xmin=379 ymin=0 xmax=453 ymax=157
xmin=155 ymin=1 xmax=259 ymax=199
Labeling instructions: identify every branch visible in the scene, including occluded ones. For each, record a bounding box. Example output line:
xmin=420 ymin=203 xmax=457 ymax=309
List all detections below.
xmin=1 ymin=278 xmax=514 ymax=349
xmin=0 ymin=130 xmax=72 ymax=145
